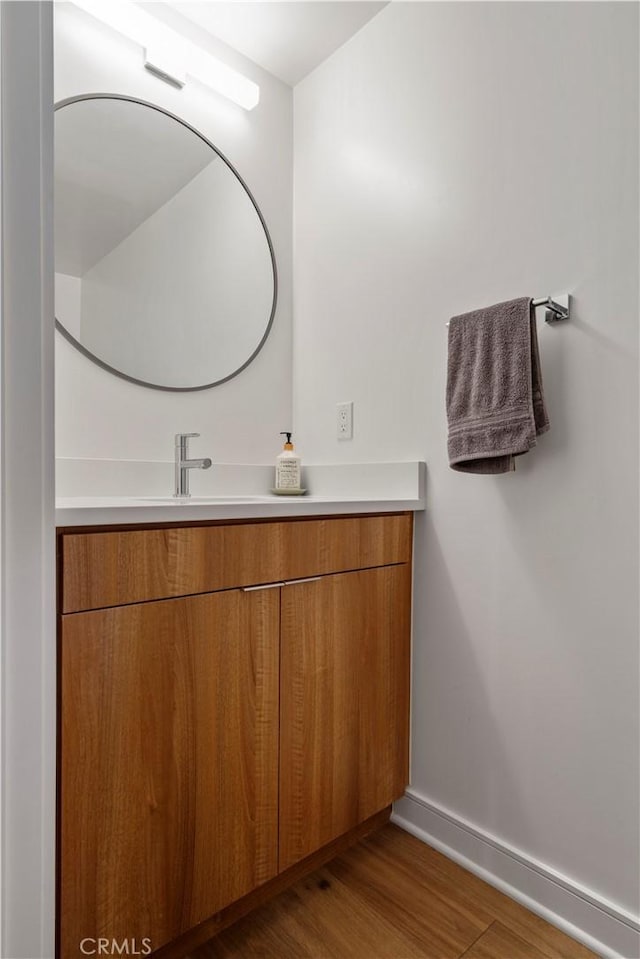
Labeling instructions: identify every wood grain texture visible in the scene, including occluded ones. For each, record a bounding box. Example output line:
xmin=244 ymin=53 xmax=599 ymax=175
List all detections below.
xmin=279 ymin=566 xmax=412 ymax=870
xmin=61 ymin=514 xmax=413 ymax=613
xmin=324 ymin=824 xmax=492 ymax=957
xmin=461 ymin=921 xmax=550 ymax=959
xmin=152 ymin=809 xmax=391 ymax=959
xmin=60 ymin=588 xmax=279 ymax=958
xmin=370 ymin=827 xmax=599 ymax=959
xmin=189 ymin=825 xmax=599 ymax=959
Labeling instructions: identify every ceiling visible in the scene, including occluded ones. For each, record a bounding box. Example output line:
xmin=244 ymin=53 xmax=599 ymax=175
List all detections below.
xmin=166 ymin=1 xmax=388 ymax=87
xmin=55 ymin=98 xmax=215 ymax=276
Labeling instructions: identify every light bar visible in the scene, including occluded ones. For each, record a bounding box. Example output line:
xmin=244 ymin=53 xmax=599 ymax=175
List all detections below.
xmin=70 ymin=0 xmax=260 ymax=110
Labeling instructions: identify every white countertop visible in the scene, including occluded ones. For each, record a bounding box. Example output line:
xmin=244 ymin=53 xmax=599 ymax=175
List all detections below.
xmin=55 ymin=461 xmax=426 ymax=527
xmin=56 ymin=493 xmax=423 ymax=527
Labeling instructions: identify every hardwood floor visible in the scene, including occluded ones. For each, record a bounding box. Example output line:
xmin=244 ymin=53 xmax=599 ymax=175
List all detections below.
xmin=188 ymin=825 xmax=598 ymax=959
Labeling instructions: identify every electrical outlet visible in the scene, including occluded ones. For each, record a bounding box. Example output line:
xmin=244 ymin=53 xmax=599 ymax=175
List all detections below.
xmin=337 ymin=401 xmax=353 ymax=440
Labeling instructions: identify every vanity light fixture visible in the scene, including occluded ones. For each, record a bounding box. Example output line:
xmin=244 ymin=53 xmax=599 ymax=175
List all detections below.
xmin=70 ymin=0 xmax=260 ymax=110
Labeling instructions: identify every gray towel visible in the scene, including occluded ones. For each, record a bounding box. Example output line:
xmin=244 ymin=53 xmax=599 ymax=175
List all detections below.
xmin=446 ymin=297 xmax=550 ymax=474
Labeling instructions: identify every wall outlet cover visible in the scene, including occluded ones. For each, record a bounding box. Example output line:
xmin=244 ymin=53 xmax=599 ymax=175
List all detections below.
xmin=337 ymin=401 xmax=353 ymax=440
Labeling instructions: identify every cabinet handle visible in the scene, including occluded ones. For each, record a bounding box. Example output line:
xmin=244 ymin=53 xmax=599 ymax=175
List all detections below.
xmin=284 ymin=577 xmax=323 ymax=587
xmin=241 ymin=576 xmax=323 ymax=592
xmin=242 ymin=582 xmax=285 ymax=592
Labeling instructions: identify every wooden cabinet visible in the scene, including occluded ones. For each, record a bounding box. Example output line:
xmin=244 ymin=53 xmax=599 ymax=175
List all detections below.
xmin=60 ymin=588 xmax=279 ymax=957
xmin=60 ymin=514 xmax=412 ymax=613
xmin=58 ymin=513 xmax=412 ymax=958
xmin=279 ymin=566 xmax=411 ymax=870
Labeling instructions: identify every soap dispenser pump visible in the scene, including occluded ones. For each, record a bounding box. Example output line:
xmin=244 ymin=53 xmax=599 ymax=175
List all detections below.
xmin=275 ymin=432 xmax=302 ymax=491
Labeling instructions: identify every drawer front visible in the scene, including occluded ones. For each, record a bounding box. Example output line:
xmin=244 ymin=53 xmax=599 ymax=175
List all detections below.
xmin=61 ymin=514 xmax=413 ymax=613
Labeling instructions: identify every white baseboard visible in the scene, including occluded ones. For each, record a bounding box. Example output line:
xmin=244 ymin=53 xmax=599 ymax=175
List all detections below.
xmin=391 ymin=789 xmax=640 ymax=959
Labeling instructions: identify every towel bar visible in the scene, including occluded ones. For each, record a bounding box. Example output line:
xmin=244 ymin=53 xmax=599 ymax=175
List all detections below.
xmin=446 ymin=294 xmax=570 ymax=327
xmin=531 ymin=294 xmax=570 ymax=323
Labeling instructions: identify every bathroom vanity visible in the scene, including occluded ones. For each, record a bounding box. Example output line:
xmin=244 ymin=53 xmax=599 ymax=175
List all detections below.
xmin=52 ymin=80 xmax=419 ymax=959
xmin=57 ymin=508 xmax=414 ymax=958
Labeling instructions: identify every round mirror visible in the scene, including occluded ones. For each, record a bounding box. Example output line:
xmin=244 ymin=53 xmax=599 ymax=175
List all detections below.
xmin=54 ymin=94 xmax=277 ymax=391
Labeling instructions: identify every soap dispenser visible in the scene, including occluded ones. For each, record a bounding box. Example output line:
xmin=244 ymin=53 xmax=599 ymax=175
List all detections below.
xmin=275 ymin=432 xmax=302 ymax=491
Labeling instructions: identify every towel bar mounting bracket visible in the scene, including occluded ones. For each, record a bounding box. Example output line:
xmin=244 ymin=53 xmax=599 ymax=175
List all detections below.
xmin=533 ymin=294 xmax=570 ymax=324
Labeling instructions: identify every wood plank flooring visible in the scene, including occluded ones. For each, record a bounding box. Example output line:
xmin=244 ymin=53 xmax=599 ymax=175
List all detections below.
xmin=188 ymin=825 xmax=598 ymax=959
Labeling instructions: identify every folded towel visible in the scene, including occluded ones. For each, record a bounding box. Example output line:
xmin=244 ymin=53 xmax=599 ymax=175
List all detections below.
xmin=446 ymin=297 xmax=550 ymax=473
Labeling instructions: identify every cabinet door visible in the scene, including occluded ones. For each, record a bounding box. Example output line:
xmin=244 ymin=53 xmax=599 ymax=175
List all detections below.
xmin=279 ymin=565 xmax=411 ymax=870
xmin=60 ymin=587 xmax=279 ymax=958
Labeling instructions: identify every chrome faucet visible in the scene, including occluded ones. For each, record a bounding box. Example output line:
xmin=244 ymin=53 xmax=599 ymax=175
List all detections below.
xmin=174 ymin=433 xmax=212 ymax=498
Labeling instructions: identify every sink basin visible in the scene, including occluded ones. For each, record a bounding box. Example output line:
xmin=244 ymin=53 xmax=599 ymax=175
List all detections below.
xmin=136 ymin=495 xmax=270 ymax=504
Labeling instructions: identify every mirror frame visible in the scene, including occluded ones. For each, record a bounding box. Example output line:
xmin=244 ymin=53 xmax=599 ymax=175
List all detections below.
xmin=54 ymin=93 xmax=278 ymax=392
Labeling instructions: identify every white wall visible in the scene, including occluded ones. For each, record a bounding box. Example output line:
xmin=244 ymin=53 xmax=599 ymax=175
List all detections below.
xmin=55 ymin=2 xmax=292 ymax=463
xmin=55 ymin=271 xmax=81 ymax=338
xmin=294 ymin=2 xmax=639 ymax=953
